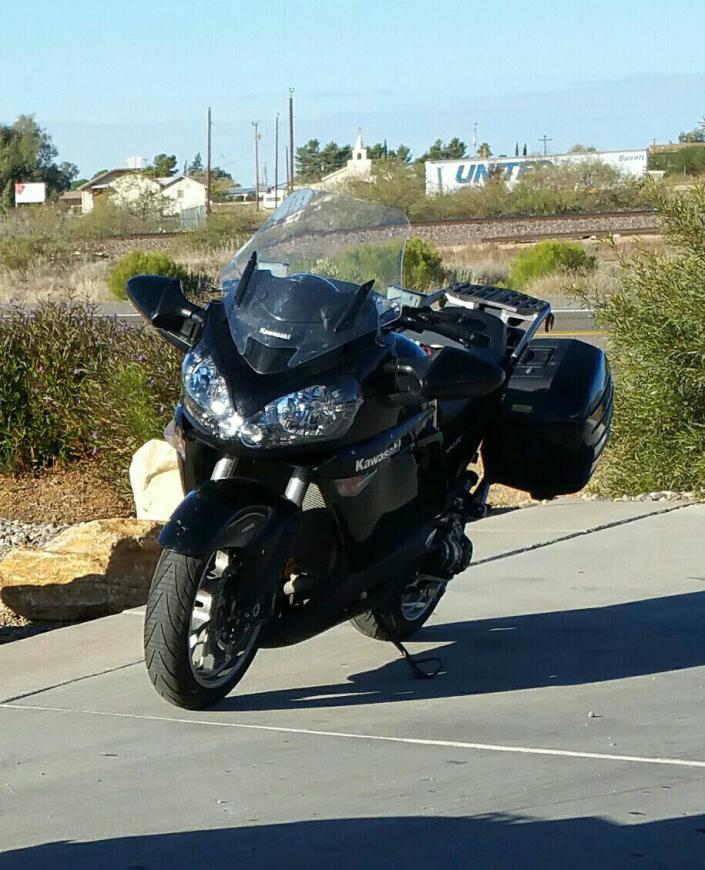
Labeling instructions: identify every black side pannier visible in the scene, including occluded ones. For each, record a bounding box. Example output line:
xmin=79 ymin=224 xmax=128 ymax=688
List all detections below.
xmin=481 ymin=338 xmax=613 ymax=499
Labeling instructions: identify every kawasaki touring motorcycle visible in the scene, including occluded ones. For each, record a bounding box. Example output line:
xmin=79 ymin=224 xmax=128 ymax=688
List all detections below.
xmin=128 ymin=189 xmax=613 ymax=710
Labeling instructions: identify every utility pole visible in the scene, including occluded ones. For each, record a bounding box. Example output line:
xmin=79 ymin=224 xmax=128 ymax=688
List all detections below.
xmin=252 ymin=121 xmax=260 ymax=211
xmin=206 ymin=106 xmax=212 ymax=216
xmin=473 ymin=121 xmax=478 ymax=156
xmin=539 ymin=134 xmax=552 ymax=156
xmin=285 ymin=145 xmax=290 ymax=191
xmin=288 ymin=87 xmax=295 ymax=193
xmin=274 ymin=112 xmax=280 ymax=207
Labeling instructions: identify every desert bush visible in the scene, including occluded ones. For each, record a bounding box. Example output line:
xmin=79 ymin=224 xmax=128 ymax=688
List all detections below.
xmin=0 ymin=300 xmax=180 ymax=484
xmin=649 ymin=146 xmax=705 ymax=177
xmin=345 ymin=160 xmax=654 ymax=221
xmin=108 ymin=250 xmax=193 ymax=300
xmin=403 ymin=237 xmax=448 ymax=290
xmin=181 ymin=208 xmax=262 ymax=253
xmin=508 ymin=241 xmax=596 ymax=290
xmin=586 ymin=184 xmax=705 ymax=495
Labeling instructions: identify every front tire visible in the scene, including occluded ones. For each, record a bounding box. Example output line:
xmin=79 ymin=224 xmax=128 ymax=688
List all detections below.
xmin=350 ymin=574 xmax=444 ymax=641
xmin=144 ymin=549 xmax=260 ymax=709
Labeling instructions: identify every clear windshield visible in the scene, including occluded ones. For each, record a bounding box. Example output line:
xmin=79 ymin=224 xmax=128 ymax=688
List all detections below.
xmin=221 ymin=189 xmax=409 ymax=373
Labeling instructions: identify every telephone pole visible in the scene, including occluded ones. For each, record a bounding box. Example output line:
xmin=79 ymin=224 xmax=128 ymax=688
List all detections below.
xmin=274 ymin=112 xmax=280 ymax=208
xmin=539 ymin=134 xmax=552 ymax=156
xmin=206 ymin=106 xmax=212 ymax=216
xmin=285 ymin=145 xmax=290 ymax=191
xmin=252 ymin=121 xmax=260 ymax=211
xmin=288 ymin=88 xmax=295 ymax=193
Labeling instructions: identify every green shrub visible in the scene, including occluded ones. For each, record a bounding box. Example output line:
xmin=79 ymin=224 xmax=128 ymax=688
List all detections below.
xmin=182 ymin=209 xmax=261 ymax=253
xmin=107 ymin=250 xmax=190 ymax=300
xmin=508 ymin=241 xmax=596 ymax=290
xmin=0 ymin=300 xmax=180 ymax=486
xmin=403 ymin=237 xmax=448 ymax=291
xmin=649 ymin=146 xmax=705 ymax=177
xmin=586 ymin=184 xmax=705 ymax=496
xmin=0 ymin=237 xmax=47 ymax=277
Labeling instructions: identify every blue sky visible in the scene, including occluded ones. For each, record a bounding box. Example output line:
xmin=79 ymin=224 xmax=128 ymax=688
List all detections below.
xmin=2 ymin=0 xmax=704 ymax=183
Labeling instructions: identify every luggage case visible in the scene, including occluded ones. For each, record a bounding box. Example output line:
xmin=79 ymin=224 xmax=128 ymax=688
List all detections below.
xmin=481 ymin=338 xmax=613 ymax=499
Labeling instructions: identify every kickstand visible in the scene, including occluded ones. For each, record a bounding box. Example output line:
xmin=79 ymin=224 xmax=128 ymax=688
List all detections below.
xmin=390 ymin=637 xmax=443 ymax=680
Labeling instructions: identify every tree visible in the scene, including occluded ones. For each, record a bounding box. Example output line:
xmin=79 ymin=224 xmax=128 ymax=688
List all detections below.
xmin=417 ymin=137 xmax=467 ymax=162
xmin=678 ymin=121 xmax=705 ymax=144
xmin=147 ymin=153 xmax=178 ymax=177
xmin=478 ymin=142 xmax=492 ymax=158
xmin=569 ymin=144 xmax=598 ymax=153
xmin=368 ymin=142 xmax=413 ymax=164
xmin=0 ymin=114 xmax=78 ymax=208
xmin=295 ymin=139 xmax=322 ymax=181
xmin=295 ymin=139 xmax=352 ymax=181
xmin=187 ymin=152 xmax=203 ymax=174
xmin=395 ymin=144 xmax=412 ymax=165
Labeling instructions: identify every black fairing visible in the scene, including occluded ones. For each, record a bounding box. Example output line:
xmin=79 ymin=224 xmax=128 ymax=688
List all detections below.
xmin=224 ymin=269 xmax=380 ymax=374
xmin=184 ymin=302 xmax=422 ymax=461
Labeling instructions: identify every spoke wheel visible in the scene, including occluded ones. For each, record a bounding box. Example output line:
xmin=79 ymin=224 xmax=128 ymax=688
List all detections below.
xmin=144 ymin=548 xmax=262 ymax=709
xmin=188 ymin=551 xmax=261 ymax=689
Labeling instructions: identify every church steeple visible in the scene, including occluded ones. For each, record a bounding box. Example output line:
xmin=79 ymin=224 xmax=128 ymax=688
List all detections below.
xmin=352 ymin=131 xmax=367 ymax=161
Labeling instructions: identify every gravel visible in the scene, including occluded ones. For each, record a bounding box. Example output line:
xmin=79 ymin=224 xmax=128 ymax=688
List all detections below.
xmin=0 ymin=518 xmax=68 ymax=559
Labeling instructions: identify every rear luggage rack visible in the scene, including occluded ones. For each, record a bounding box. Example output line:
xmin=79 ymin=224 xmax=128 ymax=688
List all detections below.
xmin=424 ymin=282 xmax=553 ymax=363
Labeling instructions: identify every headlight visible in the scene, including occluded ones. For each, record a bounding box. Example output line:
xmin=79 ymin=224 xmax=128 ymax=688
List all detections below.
xmin=183 ymin=350 xmax=361 ymax=448
xmin=238 ymin=380 xmax=361 ymax=448
xmin=182 ymin=351 xmax=243 ymax=439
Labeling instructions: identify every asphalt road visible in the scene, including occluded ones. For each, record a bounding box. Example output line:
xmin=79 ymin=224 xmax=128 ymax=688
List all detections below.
xmin=1 ymin=499 xmax=703 ymax=868
xmin=101 ymin=302 xmax=606 ymax=346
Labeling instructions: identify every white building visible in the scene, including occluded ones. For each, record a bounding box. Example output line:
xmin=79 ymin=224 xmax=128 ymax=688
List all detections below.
xmin=315 ymin=133 xmax=373 ymax=190
xmin=76 ymin=167 xmax=207 ymax=215
xmin=425 ymin=149 xmax=649 ymax=194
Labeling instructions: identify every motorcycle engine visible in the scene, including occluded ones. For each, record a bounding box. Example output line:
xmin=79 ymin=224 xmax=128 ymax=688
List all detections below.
xmin=428 ymin=517 xmax=473 ymax=580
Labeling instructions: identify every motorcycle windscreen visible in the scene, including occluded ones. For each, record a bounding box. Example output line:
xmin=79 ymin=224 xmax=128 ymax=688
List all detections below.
xmin=221 ymin=189 xmax=409 ymax=373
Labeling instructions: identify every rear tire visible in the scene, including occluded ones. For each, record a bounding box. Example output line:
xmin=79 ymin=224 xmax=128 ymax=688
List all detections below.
xmin=350 ymin=575 xmax=444 ymax=641
xmin=144 ymin=549 xmax=260 ymax=710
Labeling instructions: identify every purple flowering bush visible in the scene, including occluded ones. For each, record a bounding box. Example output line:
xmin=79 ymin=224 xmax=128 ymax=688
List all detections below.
xmin=0 ymin=300 xmax=180 ymax=479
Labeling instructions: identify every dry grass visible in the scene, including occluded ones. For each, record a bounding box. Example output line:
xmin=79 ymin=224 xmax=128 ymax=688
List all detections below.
xmin=0 ymin=258 xmax=112 ymax=304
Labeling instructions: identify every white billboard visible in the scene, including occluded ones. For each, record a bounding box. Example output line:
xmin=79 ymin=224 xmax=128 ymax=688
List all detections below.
xmin=425 ymin=149 xmax=648 ymax=194
xmin=14 ymin=182 xmax=47 ymax=205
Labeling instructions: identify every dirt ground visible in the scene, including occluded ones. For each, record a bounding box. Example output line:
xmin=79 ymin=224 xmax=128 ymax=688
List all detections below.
xmin=0 ymin=465 xmax=132 ymax=524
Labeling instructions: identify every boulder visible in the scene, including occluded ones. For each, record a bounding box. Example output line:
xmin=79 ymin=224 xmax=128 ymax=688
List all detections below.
xmin=130 ymin=439 xmax=185 ymax=522
xmin=0 ymin=519 xmax=161 ymax=621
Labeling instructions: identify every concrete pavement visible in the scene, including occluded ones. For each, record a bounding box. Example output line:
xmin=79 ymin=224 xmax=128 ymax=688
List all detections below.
xmin=1 ymin=499 xmax=704 ymax=868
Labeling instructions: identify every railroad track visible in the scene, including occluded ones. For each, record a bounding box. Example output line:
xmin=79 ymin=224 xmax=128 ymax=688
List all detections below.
xmin=93 ymin=209 xmax=660 ymax=247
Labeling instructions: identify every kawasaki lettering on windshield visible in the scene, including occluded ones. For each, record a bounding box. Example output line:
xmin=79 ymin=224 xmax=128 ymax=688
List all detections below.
xmin=355 ymin=441 xmax=401 ymax=473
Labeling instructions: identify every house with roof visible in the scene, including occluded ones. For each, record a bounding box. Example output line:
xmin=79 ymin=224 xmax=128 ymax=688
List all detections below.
xmin=75 ymin=167 xmax=207 ymax=216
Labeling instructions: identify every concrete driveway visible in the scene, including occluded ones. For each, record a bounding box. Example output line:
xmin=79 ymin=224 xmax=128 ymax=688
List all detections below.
xmin=1 ymin=499 xmax=704 ymax=869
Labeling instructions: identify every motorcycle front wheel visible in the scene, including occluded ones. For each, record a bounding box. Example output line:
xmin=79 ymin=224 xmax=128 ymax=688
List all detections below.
xmin=144 ymin=549 xmax=261 ymax=710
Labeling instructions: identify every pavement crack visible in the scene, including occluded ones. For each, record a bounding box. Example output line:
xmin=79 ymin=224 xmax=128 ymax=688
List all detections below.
xmin=0 ymin=659 xmax=143 ymax=704
xmin=472 ymin=503 xmax=696 ymax=567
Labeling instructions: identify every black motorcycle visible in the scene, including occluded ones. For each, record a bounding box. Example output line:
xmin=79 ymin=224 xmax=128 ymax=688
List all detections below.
xmin=128 ymin=189 xmax=613 ymax=710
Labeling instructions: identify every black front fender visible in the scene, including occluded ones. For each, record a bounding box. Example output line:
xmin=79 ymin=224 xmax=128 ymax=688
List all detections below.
xmin=159 ymin=478 xmax=299 ymax=557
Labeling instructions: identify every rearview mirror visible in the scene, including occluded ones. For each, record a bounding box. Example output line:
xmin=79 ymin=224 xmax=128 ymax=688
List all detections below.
xmin=386 ymin=346 xmax=505 ymax=404
xmin=127 ymin=275 xmax=204 ymax=351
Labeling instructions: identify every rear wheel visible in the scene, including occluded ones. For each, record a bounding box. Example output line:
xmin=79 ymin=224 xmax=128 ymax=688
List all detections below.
xmin=350 ymin=574 xmax=444 ymax=641
xmin=144 ymin=548 xmax=261 ymax=709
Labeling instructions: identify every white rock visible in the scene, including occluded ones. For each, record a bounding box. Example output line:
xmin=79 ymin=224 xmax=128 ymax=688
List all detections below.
xmin=129 ymin=439 xmax=185 ymax=522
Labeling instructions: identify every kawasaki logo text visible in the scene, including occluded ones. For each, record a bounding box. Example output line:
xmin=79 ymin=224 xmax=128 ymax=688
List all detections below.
xmin=355 ymin=441 xmax=401 ymax=472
